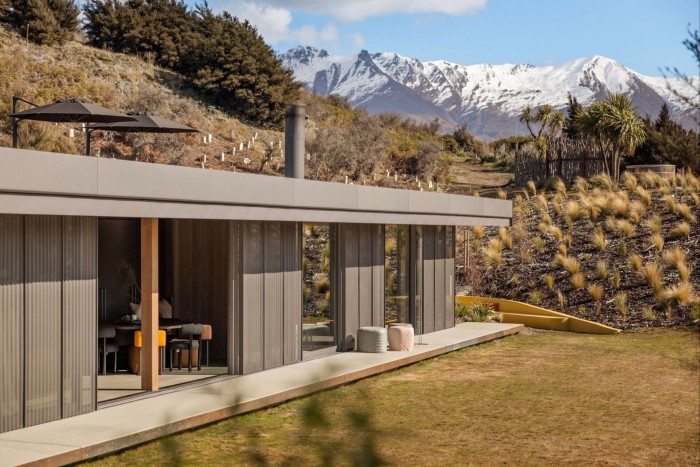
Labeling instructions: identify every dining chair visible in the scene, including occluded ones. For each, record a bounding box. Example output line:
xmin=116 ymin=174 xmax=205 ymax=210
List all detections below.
xmin=132 ymin=330 xmax=167 ymax=375
xmin=98 ymin=324 xmax=118 ymax=375
xmin=169 ymin=324 xmax=203 ymax=372
xmin=201 ymin=324 xmax=212 ymax=366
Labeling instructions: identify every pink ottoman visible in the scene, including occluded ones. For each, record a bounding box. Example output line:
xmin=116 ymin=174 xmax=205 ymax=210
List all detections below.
xmin=388 ymin=324 xmax=414 ymax=351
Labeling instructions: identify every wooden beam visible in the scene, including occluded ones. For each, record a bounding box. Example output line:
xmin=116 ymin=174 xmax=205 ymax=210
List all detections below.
xmin=141 ymin=218 xmax=159 ymax=391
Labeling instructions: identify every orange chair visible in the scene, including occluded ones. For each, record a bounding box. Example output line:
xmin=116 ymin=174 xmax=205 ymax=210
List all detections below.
xmin=201 ymin=324 xmax=212 ymax=366
xmin=132 ymin=330 xmax=167 ymax=375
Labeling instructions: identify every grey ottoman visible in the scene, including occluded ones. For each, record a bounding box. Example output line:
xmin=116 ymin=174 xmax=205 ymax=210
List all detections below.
xmin=357 ymin=326 xmax=388 ymax=353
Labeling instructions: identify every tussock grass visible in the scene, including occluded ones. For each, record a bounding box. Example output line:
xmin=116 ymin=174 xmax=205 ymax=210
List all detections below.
xmin=497 ymin=189 xmax=508 ymax=200
xmin=639 ymin=171 xmax=663 ymax=189
xmin=527 ymin=180 xmax=537 ymax=197
xmin=662 ymin=246 xmax=686 ymax=269
xmin=618 ymin=240 xmax=627 ymax=256
xmin=670 ymin=221 xmax=691 ymax=239
xmin=611 ymin=269 xmax=621 ymax=288
xmin=527 ymin=290 xmax=542 ymax=305
xmin=498 ymin=227 xmax=513 ymax=250
xmin=675 ymin=203 xmax=697 ymax=223
xmin=661 ymin=282 xmax=695 ymax=306
xmin=664 ymin=195 xmax=677 ymax=214
xmin=553 ymin=178 xmax=567 ymax=196
xmin=643 ymin=214 xmax=662 ymax=234
xmin=557 ymin=243 xmax=567 ymax=256
xmin=622 ymin=172 xmax=638 ymax=192
xmin=618 ymin=220 xmax=635 ymax=238
xmin=573 ymin=177 xmax=589 ymax=194
xmin=634 ymin=186 xmax=652 ymax=207
xmin=691 ymin=192 xmax=699 ymax=207
xmin=604 ymin=216 xmax=618 ymax=234
xmin=548 ymin=225 xmax=563 ymax=241
xmin=597 ymin=260 xmax=609 ymax=280
xmin=543 ymin=274 xmax=555 ymax=290
xmin=590 ymin=172 xmax=615 ymax=190
xmin=588 ymin=284 xmax=604 ymax=302
xmin=650 ymin=233 xmax=665 ymax=252
xmin=472 ymin=225 xmax=485 ymax=240
xmin=532 ymin=236 xmax=545 ymax=252
xmin=642 ymin=262 xmax=663 ymax=296
xmin=554 ymin=254 xmax=581 ymax=275
xmin=571 ymin=273 xmax=586 ymax=289
xmin=628 ymin=253 xmax=643 ymax=273
xmin=482 ymin=239 xmax=504 ymax=269
xmin=564 ymin=200 xmax=585 ymax=223
xmin=614 ymin=292 xmax=628 ymax=318
xmin=591 ymin=227 xmax=607 ymax=251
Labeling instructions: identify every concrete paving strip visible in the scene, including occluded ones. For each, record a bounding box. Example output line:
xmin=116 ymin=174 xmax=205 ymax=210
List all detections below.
xmin=0 ymin=322 xmax=523 ymax=466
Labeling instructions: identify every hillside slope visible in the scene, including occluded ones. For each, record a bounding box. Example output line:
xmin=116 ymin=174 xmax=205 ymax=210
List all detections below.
xmin=457 ymin=172 xmax=700 ymax=329
xmin=0 ymin=25 xmax=283 ymax=173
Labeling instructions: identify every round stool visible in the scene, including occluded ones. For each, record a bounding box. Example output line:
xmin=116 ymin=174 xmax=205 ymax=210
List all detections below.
xmin=357 ymin=327 xmax=387 ymax=353
xmin=388 ymin=324 xmax=414 ymax=351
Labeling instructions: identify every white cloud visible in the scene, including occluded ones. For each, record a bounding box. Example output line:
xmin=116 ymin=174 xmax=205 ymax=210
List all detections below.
xmin=211 ymin=1 xmax=341 ymax=48
xmin=227 ymin=2 xmax=294 ymax=44
xmin=232 ymin=0 xmax=488 ymax=22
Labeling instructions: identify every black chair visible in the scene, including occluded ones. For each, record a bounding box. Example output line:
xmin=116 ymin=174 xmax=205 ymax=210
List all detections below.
xmin=169 ymin=324 xmax=203 ymax=372
xmin=98 ymin=324 xmax=119 ymax=374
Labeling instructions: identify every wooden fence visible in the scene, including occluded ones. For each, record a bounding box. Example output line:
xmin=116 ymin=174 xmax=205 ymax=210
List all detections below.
xmin=514 ymin=139 xmax=605 ymax=186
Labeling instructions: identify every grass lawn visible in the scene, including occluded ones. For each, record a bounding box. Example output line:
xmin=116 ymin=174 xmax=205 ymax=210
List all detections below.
xmin=90 ymin=328 xmax=699 ymax=466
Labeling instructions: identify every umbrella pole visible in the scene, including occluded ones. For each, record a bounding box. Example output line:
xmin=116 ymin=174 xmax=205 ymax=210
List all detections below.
xmin=12 ymin=97 xmax=18 ymax=148
xmin=86 ymin=128 xmax=92 ymax=156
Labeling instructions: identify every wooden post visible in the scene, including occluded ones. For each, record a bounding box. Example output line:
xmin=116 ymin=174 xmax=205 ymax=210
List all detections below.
xmin=141 ymin=218 xmax=159 ymax=391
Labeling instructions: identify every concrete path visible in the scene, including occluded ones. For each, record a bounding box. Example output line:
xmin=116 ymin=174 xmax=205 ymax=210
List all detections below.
xmin=0 ymin=322 xmax=523 ymax=466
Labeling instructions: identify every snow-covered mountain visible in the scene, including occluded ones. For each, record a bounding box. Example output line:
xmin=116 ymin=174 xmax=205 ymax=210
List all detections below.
xmin=282 ymin=46 xmax=699 ymax=140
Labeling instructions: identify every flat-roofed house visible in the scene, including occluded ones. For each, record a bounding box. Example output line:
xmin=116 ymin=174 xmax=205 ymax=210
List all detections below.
xmin=0 ymin=111 xmax=511 ymax=434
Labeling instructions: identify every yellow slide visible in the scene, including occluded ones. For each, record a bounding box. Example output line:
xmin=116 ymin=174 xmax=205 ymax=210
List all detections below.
xmin=456 ymin=296 xmax=620 ymax=334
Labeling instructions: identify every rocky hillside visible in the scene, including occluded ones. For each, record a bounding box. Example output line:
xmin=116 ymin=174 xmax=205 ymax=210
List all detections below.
xmin=282 ymin=46 xmax=698 ymax=139
xmin=456 ymin=171 xmax=700 ymax=329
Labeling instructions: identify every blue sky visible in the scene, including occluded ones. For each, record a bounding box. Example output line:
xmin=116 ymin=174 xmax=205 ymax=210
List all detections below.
xmin=198 ymin=0 xmax=697 ymax=76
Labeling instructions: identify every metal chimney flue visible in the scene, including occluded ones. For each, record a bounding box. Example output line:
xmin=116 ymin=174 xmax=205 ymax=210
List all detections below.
xmin=284 ymin=104 xmax=306 ymax=179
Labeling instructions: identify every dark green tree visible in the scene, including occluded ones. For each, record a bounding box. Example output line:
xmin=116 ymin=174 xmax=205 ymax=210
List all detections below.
xmin=452 ymin=123 xmax=483 ymax=156
xmin=0 ymin=0 xmax=10 ymax=23
xmin=10 ymin=0 xmax=79 ymax=45
xmin=654 ymin=103 xmax=672 ymax=131
xmin=82 ymin=0 xmax=300 ymax=127
xmin=563 ymin=92 xmax=582 ymax=139
xmin=632 ymin=106 xmax=700 ymax=173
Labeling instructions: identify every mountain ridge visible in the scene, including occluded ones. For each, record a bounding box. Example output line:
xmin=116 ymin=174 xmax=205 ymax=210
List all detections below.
xmin=282 ymin=46 xmax=698 ymax=140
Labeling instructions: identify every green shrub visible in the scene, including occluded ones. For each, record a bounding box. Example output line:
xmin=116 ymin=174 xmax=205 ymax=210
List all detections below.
xmin=457 ymin=302 xmax=495 ymax=322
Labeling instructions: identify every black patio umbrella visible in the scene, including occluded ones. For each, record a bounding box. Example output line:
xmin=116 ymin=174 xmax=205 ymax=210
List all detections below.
xmin=10 ymin=97 xmax=137 ymax=150
xmin=85 ymin=112 xmax=199 ymax=156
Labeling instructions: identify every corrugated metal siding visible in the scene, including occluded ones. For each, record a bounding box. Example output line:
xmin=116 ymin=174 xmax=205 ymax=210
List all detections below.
xmin=0 ymin=215 xmax=24 ymax=433
xmin=435 ymin=225 xmax=446 ymax=331
xmin=24 ymin=216 xmax=62 ymax=427
xmin=342 ymin=224 xmax=359 ymax=350
xmin=358 ymin=224 xmax=373 ymax=327
xmin=62 ymin=217 xmax=97 ymax=418
xmin=445 ymin=226 xmax=455 ymax=328
xmin=282 ymin=222 xmax=302 ymax=365
xmin=263 ymin=222 xmax=284 ymax=369
xmin=422 ymin=225 xmax=435 ymax=334
xmin=241 ymin=221 xmax=264 ymax=373
xmin=372 ymin=224 xmax=384 ymax=327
